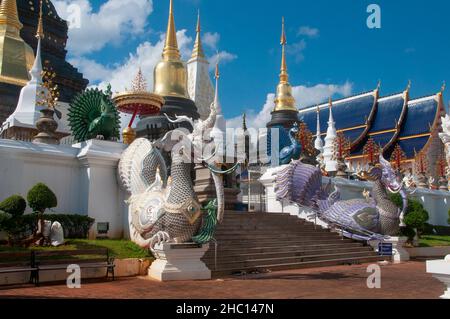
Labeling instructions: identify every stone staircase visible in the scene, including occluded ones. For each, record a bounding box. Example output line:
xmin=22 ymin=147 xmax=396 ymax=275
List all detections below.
xmin=203 ymin=211 xmax=383 ymax=276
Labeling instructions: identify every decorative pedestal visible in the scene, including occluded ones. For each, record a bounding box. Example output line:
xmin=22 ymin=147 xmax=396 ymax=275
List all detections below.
xmin=426 ymin=255 xmax=450 ymax=299
xmin=369 ymin=236 xmax=410 ymax=264
xmin=149 ymin=243 xmax=211 ymax=281
xmin=33 ymin=109 xmax=60 ymax=145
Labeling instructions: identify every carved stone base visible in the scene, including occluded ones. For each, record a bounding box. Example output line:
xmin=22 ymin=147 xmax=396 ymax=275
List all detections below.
xmin=148 ymin=243 xmax=211 ymax=281
xmin=426 ymin=255 xmax=450 ymax=299
xmin=33 ymin=109 xmax=60 ymax=145
xmin=369 ymin=236 xmax=410 ymax=264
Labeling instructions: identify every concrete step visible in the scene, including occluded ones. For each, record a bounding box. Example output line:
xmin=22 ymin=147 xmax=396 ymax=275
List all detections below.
xmin=204 ymin=242 xmax=367 ymax=256
xmin=203 ymin=246 xmax=374 ymax=262
xmin=214 ymin=232 xmax=338 ymax=240
xmin=206 ymin=250 xmax=379 ymax=269
xmin=211 ymin=255 xmax=384 ymax=276
xmin=212 ymin=237 xmax=348 ymax=247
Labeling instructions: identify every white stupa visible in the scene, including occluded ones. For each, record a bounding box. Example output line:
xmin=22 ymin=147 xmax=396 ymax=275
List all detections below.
xmin=187 ymin=11 xmax=214 ymax=121
xmin=1 ymin=1 xmax=47 ymax=133
xmin=323 ymin=98 xmax=338 ymax=172
xmin=314 ymin=106 xmax=324 ymax=153
xmin=210 ymin=63 xmax=226 ymax=160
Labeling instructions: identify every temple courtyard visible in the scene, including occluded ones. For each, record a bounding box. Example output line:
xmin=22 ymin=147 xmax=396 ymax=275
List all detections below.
xmin=0 ymin=261 xmax=443 ymax=299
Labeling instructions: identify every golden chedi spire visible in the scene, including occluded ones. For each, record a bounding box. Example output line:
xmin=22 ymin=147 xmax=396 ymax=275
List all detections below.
xmin=191 ymin=10 xmax=205 ymax=60
xmin=0 ymin=0 xmax=35 ymax=86
xmin=36 ymin=0 xmax=44 ymax=39
xmin=153 ymin=0 xmax=188 ymax=98
xmin=273 ymin=17 xmax=297 ymax=113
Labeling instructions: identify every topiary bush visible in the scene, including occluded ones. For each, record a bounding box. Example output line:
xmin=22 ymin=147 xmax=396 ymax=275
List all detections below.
xmin=27 ymin=183 xmax=57 ymax=214
xmin=390 ymin=193 xmax=429 ymax=238
xmin=0 ymin=195 xmax=26 ymax=217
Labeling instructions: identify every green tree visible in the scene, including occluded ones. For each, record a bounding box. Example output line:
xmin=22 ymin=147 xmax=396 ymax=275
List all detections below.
xmin=390 ymin=193 xmax=429 ymax=238
xmin=27 ymin=183 xmax=57 ymax=214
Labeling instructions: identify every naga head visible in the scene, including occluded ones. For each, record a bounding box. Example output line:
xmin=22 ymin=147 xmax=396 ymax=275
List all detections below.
xmin=156 ymin=102 xmax=239 ymax=222
xmin=358 ymin=154 xmax=409 ymax=227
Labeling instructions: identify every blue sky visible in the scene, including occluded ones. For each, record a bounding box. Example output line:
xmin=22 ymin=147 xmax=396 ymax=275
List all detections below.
xmin=54 ymin=0 xmax=449 ymax=128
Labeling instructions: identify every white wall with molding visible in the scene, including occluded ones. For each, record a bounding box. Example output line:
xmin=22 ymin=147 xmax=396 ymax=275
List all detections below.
xmin=0 ymin=139 xmax=128 ymax=239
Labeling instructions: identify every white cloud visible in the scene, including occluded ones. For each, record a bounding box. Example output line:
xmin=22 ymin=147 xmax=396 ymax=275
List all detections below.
xmin=208 ymin=51 xmax=238 ymax=70
xmin=53 ymin=0 xmax=153 ymax=56
xmin=286 ymin=39 xmax=307 ymax=63
xmin=203 ymin=32 xmax=220 ymax=50
xmin=75 ymin=30 xmax=193 ymax=93
xmin=298 ymin=26 xmax=319 ymax=38
xmin=226 ymin=82 xmax=353 ymax=129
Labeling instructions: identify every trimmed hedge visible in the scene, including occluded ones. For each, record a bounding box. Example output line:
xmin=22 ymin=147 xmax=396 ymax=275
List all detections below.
xmin=389 ymin=193 xmax=429 ymax=239
xmin=2 ymin=214 xmax=94 ymax=240
xmin=0 ymin=195 xmax=26 ymax=217
xmin=27 ymin=183 xmax=57 ymax=213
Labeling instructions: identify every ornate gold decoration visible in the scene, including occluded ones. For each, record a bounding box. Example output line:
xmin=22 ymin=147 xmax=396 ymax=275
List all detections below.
xmin=153 ymin=0 xmax=189 ymax=98
xmin=113 ymin=69 xmax=165 ymax=144
xmin=190 ymin=10 xmax=205 ymax=60
xmin=0 ymin=0 xmax=35 ymax=86
xmin=36 ymin=0 xmax=44 ymax=39
xmin=37 ymin=65 xmax=59 ymax=109
xmin=273 ymin=17 xmax=297 ymax=112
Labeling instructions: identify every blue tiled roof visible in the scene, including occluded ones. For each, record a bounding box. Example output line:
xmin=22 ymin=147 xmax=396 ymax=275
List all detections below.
xmin=398 ymin=136 xmax=430 ymax=158
xmin=300 ymin=93 xmax=375 ymax=144
xmin=371 ymin=95 xmax=405 ymax=132
xmin=400 ymin=97 xmax=438 ymax=137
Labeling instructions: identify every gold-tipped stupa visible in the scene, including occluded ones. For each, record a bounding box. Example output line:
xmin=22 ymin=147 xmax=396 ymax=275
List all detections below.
xmin=190 ymin=10 xmax=205 ymax=60
xmin=153 ymin=0 xmax=189 ymax=98
xmin=0 ymin=0 xmax=35 ymax=86
xmin=273 ymin=17 xmax=297 ymax=112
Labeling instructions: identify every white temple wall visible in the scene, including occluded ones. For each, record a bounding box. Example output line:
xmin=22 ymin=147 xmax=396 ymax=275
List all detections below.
xmin=0 ymin=139 xmax=128 ymax=239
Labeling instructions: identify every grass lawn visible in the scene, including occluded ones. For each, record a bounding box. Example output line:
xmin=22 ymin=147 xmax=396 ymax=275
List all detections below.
xmin=0 ymin=239 xmax=153 ymax=260
xmin=419 ymin=235 xmax=450 ymax=247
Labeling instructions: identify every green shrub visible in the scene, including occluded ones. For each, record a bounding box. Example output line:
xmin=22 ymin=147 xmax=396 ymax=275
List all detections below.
xmin=27 ymin=183 xmax=57 ymax=213
xmin=0 ymin=195 xmax=26 ymax=217
xmin=400 ymin=226 xmax=416 ymax=242
xmin=0 ymin=211 xmax=12 ymax=231
xmin=390 ymin=193 xmax=429 ymax=237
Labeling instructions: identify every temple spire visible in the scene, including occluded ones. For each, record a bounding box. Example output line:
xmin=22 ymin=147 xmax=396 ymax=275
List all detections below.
xmin=314 ymin=106 xmax=324 ymax=152
xmin=29 ymin=0 xmax=44 ymax=83
xmin=0 ymin=0 xmax=23 ymax=31
xmin=191 ymin=10 xmax=205 ymax=59
xmin=273 ymin=17 xmax=297 ymax=112
xmin=36 ymin=0 xmax=44 ymax=39
xmin=214 ymin=62 xmax=222 ymax=114
xmin=280 ymin=16 xmax=288 ymax=84
xmin=162 ymin=0 xmax=180 ymax=61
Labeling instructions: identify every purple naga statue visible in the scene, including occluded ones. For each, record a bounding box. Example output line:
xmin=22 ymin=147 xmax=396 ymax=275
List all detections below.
xmin=275 ymin=154 xmax=409 ymax=241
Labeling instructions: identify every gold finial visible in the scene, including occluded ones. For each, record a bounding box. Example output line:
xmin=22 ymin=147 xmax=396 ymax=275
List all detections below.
xmin=215 ymin=61 xmax=220 ymax=79
xmin=441 ymin=81 xmax=446 ymax=93
xmin=280 ymin=16 xmax=288 ymax=84
xmin=316 ymin=105 xmax=320 ymax=113
xmin=36 ymin=0 xmax=44 ymax=39
xmin=406 ymin=80 xmax=411 ymax=92
xmin=191 ymin=10 xmax=205 ymax=59
xmin=162 ymin=0 xmax=180 ymax=61
xmin=0 ymin=0 xmax=23 ymax=30
xmin=328 ymin=97 xmax=333 ymax=109
xmin=273 ymin=17 xmax=297 ymax=113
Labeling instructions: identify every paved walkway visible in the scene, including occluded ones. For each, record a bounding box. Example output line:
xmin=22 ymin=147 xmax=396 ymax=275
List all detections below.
xmin=0 ymin=261 xmax=443 ymax=299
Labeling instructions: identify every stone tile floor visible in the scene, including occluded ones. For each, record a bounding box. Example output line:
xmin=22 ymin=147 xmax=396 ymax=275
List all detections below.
xmin=0 ymin=261 xmax=443 ymax=299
